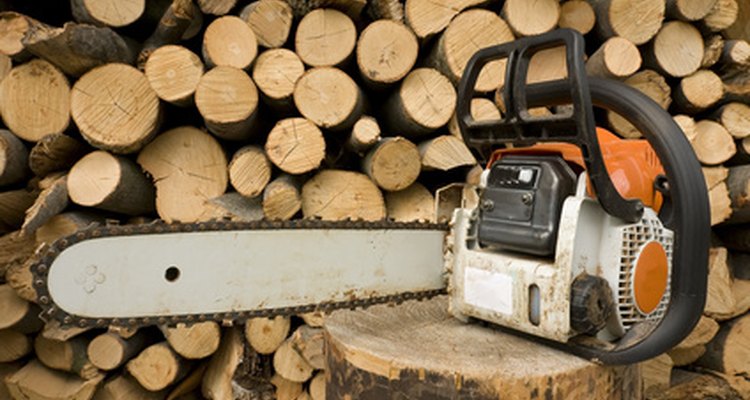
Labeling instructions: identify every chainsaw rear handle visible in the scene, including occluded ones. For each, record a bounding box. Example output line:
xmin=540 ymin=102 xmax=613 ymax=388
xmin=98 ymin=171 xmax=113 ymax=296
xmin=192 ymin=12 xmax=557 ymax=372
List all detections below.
xmin=457 ymin=30 xmax=709 ymax=365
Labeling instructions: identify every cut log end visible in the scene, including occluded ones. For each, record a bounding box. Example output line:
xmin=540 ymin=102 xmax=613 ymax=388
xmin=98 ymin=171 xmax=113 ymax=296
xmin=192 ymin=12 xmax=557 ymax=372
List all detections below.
xmin=691 ymin=120 xmax=736 ymax=165
xmin=385 ymin=183 xmax=435 ymax=222
xmin=385 ymin=68 xmax=456 ymax=136
xmin=357 ymin=20 xmax=418 ymax=86
xmin=71 ymin=0 xmax=145 ymax=27
xmin=145 ymin=45 xmax=204 ymax=106
xmin=595 ymin=0 xmax=665 ymax=45
xmin=674 ymin=70 xmax=724 ymax=112
xmin=558 ymin=0 xmax=596 ymax=34
xmin=295 ymin=8 xmax=356 ymax=67
xmin=363 ymin=137 xmax=421 ymax=192
xmin=202 ymin=16 xmax=258 ymax=70
xmin=229 ymin=146 xmax=272 ymax=198
xmin=301 ymin=170 xmax=385 ymax=222
xmin=265 ymin=118 xmax=325 ymax=175
xmin=667 ymin=0 xmax=718 ymax=21
xmin=502 ymin=0 xmax=560 ymax=37
xmin=293 ymin=67 xmax=363 ymax=131
xmin=262 ymin=175 xmax=302 ymax=221
xmin=647 ymin=21 xmax=704 ymax=78
xmin=241 ymin=0 xmax=293 ymax=48
xmin=585 ymin=37 xmax=641 ymax=79
xmin=252 ymin=48 xmax=305 ymax=108
xmin=195 ymin=66 xmax=259 ymax=141
xmin=127 ymin=342 xmax=188 ymax=392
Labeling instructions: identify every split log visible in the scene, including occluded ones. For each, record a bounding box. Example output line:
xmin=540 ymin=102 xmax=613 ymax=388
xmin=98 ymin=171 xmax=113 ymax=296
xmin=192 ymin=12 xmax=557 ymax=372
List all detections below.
xmin=386 ymin=183 xmax=435 ymax=223
xmin=367 ymin=0 xmax=403 ymax=21
xmin=201 ymin=192 xmax=264 ymax=222
xmin=702 ymin=35 xmax=724 ymax=68
xmin=403 ymin=0 xmax=489 ymax=41
xmin=448 ymin=98 xmax=501 ymax=138
xmin=674 ymin=114 xmax=697 ymax=141
xmin=0 ymin=329 xmax=31 ymax=362
xmin=709 ymin=182 xmax=732 ymax=225
xmin=202 ymin=16 xmax=257 ymax=70
xmin=697 ymin=313 xmax=750 ymax=375
xmin=666 ymin=0 xmax=717 ymax=20
xmin=196 ymin=0 xmax=237 ymax=15
xmin=273 ymin=339 xmax=314 ymax=383
xmin=427 ymin=9 xmax=514 ymax=92
xmin=5 ymin=360 xmax=104 ymax=400
xmin=35 ymin=335 xmax=102 ymax=380
xmin=0 ymin=188 xmax=35 ymax=233
xmin=94 ymin=374 xmax=166 ymax=400
xmin=294 ymin=67 xmax=364 ymax=131
xmin=35 ymin=211 xmax=102 ymax=245
xmin=162 ymin=321 xmax=221 ymax=360
xmin=70 ymin=0 xmax=145 ymax=27
xmin=252 ymin=48 xmax=305 ymax=111
xmin=724 ymin=0 xmax=749 ymax=40
xmin=245 ymin=316 xmax=290 ymax=355
xmin=0 ymin=130 xmax=28 ymax=186
xmin=704 ymin=247 xmax=736 ymax=319
xmin=557 ymin=0 xmax=596 ymax=34
xmin=0 ymin=362 xmax=21 ymax=400
xmin=28 ymin=134 xmax=88 ymax=177
xmin=641 ymin=353 xmax=673 ymax=395
xmin=667 ymin=315 xmax=720 ymax=366
xmin=501 ymin=0 xmax=559 ymax=37
xmin=712 ymin=102 xmax=750 ymax=139
xmin=419 ymin=135 xmax=476 ymax=171
xmin=703 ymin=166 xmax=729 ymax=190
xmin=270 ymin=374 xmax=304 ymax=400
xmin=195 ymin=66 xmax=259 ymax=141
xmin=644 ymin=21 xmax=704 ymax=78
xmin=229 ymin=146 xmax=272 ymax=198
xmin=383 ymin=68 xmax=456 ymax=137
xmin=607 ymin=70 xmax=670 ymax=138
xmin=673 ymin=70 xmax=724 ymax=112
xmin=362 ymin=137 xmax=421 ymax=192
xmin=0 ymin=284 xmax=41 ymax=332
xmin=648 ymin=370 xmax=748 ymax=400
xmin=0 ymin=59 xmax=70 ymax=142
xmin=202 ymin=327 xmax=243 ymax=400
xmin=71 ymin=63 xmax=161 ymax=154
xmin=295 ymin=9 xmax=356 ymax=68
xmin=127 ymin=342 xmax=191 ymax=392
xmin=289 ymin=326 xmax=325 ymax=370
xmin=691 ymin=120 xmax=736 ymax=165
xmin=87 ymin=331 xmax=148 ymax=371
xmin=137 ymin=126 xmax=228 ymax=223
xmin=324 ymin=296 xmax=641 ymax=399
xmin=720 ymin=39 xmax=750 ymax=70
xmin=299 ymin=312 xmax=325 ymax=328
xmin=167 ymin=364 xmax=206 ymax=400
xmin=262 ymin=175 xmax=302 ymax=221
xmin=138 ymin=0 xmax=199 ymax=67
xmin=346 ymin=116 xmax=381 ymax=155
xmin=356 ymin=20 xmax=418 ymax=88
xmin=240 ymin=0 xmax=293 ymax=49
xmin=265 ymin=118 xmax=325 ymax=175
xmin=144 ymin=45 xmax=204 ymax=106
xmin=22 ymin=21 xmax=137 ymax=77
xmin=585 ymin=37 xmax=641 ymax=80
xmin=589 ymin=0 xmax=664 ymax=45
xmin=67 ymin=151 xmax=156 ymax=215
xmin=301 ymin=170 xmax=385 ymax=221
xmin=21 ymin=173 xmax=68 ymax=234
xmin=0 ymin=12 xmax=31 ymax=59
xmin=701 ymin=0 xmax=739 ymax=32
xmin=309 ymin=372 xmax=325 ymax=400
xmin=0 ymin=231 xmax=35 ymax=282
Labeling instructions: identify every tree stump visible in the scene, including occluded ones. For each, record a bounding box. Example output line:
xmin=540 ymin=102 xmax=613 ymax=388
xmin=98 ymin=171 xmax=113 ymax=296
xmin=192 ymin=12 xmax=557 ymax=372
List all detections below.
xmin=324 ymin=296 xmax=641 ymax=399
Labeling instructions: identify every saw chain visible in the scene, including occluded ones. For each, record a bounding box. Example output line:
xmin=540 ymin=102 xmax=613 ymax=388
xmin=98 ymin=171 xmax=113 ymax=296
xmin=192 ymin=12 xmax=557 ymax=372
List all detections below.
xmin=30 ymin=219 xmax=449 ymax=329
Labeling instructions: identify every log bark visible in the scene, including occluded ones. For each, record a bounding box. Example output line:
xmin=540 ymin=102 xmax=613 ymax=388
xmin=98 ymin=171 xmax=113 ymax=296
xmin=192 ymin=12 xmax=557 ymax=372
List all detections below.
xmin=144 ymin=45 xmax=204 ymax=106
xmin=127 ymin=342 xmax=191 ymax=392
xmin=719 ymin=39 xmax=750 ymax=70
xmin=166 ymin=363 xmax=206 ymax=400
xmin=252 ymin=48 xmax=304 ymax=111
xmin=643 ymin=21 xmax=704 ymax=78
xmin=403 ymin=0 xmax=490 ymax=41
xmin=0 ymin=130 xmax=28 ymax=186
xmin=87 ymin=331 xmax=148 ymax=371
xmin=702 ymin=34 xmax=724 ymax=68
xmin=501 ymin=0 xmax=559 ymax=37
xmin=162 ymin=321 xmax=221 ymax=360
xmin=295 ymin=9 xmax=356 ymax=67
xmin=195 ymin=66 xmax=259 ymax=141
xmin=324 ymin=296 xmax=641 ymax=399
xmin=265 ymin=118 xmax=325 ymax=175
xmin=0 ymin=188 xmax=35 ymax=233
xmin=667 ymin=315 xmax=720 ymax=366
xmin=0 ymin=59 xmax=70 ymax=142
xmin=362 ymin=137 xmax=421 ymax=192
xmin=196 ymin=0 xmax=236 ymax=15
xmin=229 ymin=146 xmax=271 ymax=198
xmin=202 ymin=16 xmax=257 ymax=70
xmin=383 ymin=68 xmax=456 ymax=137
xmin=701 ymin=0 xmax=739 ymax=32
xmin=367 ymin=0 xmax=403 ymax=21
xmin=28 ymin=134 xmax=88 ymax=177
xmin=71 ymin=64 xmax=161 ymax=154
xmin=648 ymin=370 xmax=747 ymax=400
xmin=138 ymin=0 xmax=199 ymax=68
xmin=690 ymin=120 xmax=736 ymax=165
xmin=697 ymin=313 xmax=750 ymax=375
xmin=286 ymin=0 xmax=366 ymax=20
xmin=673 ymin=70 xmax=724 ymax=113
xmin=666 ymin=0 xmax=717 ymax=20
xmin=202 ymin=327 xmax=243 ymax=400
xmin=419 ymin=135 xmax=476 ymax=171
xmin=0 ymin=284 xmax=41 ymax=332
xmin=294 ymin=67 xmax=364 ymax=131
xmin=346 ymin=116 xmax=381 ymax=155
xmin=67 ymin=151 xmax=155 ymax=215
xmin=558 ymin=0 xmax=596 ymax=34
xmin=93 ymin=374 xmax=166 ymax=400
xmin=723 ymin=67 xmax=750 ymax=103
xmin=262 ymin=175 xmax=302 ymax=221
xmin=713 ymin=102 xmax=750 ymax=139
xmin=607 ymin=70 xmax=671 ymax=138
xmin=35 ymin=335 xmax=102 ymax=380
xmin=0 ymin=329 xmax=31 ymax=362
xmin=588 ymin=0 xmax=665 ymax=45
xmin=5 ymin=360 xmax=104 ymax=400
xmin=239 ymin=0 xmax=293 ymax=49
xmin=724 ymin=0 xmax=749 ymax=40
xmin=640 ymin=353 xmax=673 ymax=396
xmin=137 ymin=126 xmax=228 ymax=223
xmin=273 ymin=339 xmax=314 ymax=383
xmin=70 ymin=0 xmax=145 ymax=27
xmin=22 ymin=173 xmax=68 ymax=235
xmin=0 ymin=362 xmax=21 ymax=400
xmin=202 ymin=192 xmax=264 ymax=222
xmin=302 ymin=170 xmax=385 ymax=221
xmin=585 ymin=37 xmax=641 ymax=80
xmin=0 ymin=231 xmax=35 ymax=283
xmin=725 ymin=165 xmax=750 ymax=224
xmin=385 ymin=183 xmax=435 ymax=223
xmin=356 ymin=20 xmax=418 ymax=88
xmin=244 ymin=316 xmax=290 ymax=355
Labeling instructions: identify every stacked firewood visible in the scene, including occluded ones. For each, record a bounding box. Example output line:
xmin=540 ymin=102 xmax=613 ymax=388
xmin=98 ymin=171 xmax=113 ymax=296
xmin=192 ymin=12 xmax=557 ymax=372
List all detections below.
xmin=0 ymin=0 xmax=747 ymax=399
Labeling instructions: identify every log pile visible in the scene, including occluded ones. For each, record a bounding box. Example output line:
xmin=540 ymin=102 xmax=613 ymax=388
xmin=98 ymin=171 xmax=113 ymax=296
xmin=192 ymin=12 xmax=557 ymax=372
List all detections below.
xmin=0 ymin=0 xmax=746 ymax=398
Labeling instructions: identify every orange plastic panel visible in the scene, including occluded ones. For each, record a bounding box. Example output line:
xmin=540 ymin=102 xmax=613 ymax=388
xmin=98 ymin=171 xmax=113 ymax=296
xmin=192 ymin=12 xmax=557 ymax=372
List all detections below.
xmin=633 ymin=241 xmax=669 ymax=314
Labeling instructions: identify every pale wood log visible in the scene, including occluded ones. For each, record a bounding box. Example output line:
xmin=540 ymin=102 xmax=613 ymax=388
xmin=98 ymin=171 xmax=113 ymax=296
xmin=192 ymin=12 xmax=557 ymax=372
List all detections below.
xmin=201 ymin=327 xmax=242 ymax=399
xmin=273 ymin=339 xmax=314 ymax=383
xmin=723 ymin=66 xmax=750 ymax=103
xmin=68 ymin=151 xmax=155 ymax=215
xmin=127 ymin=342 xmax=191 ymax=392
xmin=0 ymin=12 xmax=31 ymax=59
xmin=239 ymin=0 xmax=293 ymax=49
xmin=704 ymin=247 xmax=736 ymax=320
xmin=202 ymin=16 xmax=257 ymax=70
xmin=644 ymin=21 xmax=704 ymax=78
xmin=0 ymin=362 xmax=21 ymax=400
xmin=93 ymin=374 xmax=166 ymax=400
xmin=252 ymin=48 xmax=304 ymax=111
xmin=262 ymin=175 xmax=302 ymax=221
xmin=0 ymin=329 xmax=30 ymax=362
xmin=385 ymin=182 xmax=435 ymax=223
xmin=301 ymin=170 xmax=385 ymax=222
xmin=0 ymin=231 xmax=35 ymax=283
xmin=202 ymin=192 xmax=264 ymax=222
xmin=197 ymin=0 xmax=237 ymax=15
xmin=285 ymin=0 xmax=366 ymax=20
xmin=21 ymin=173 xmax=68 ymax=235
xmin=362 ymin=137 xmax=421 ymax=192
xmin=648 ymin=370 xmax=745 ymax=400
xmin=419 ymin=135 xmax=476 ymax=171
xmin=558 ymin=1 xmax=596 ymax=34
xmin=640 ymin=353 xmax=673 ymax=396
xmin=0 ymin=59 xmax=70 ymax=142
xmin=709 ymin=182 xmax=732 ymax=226
xmin=725 ymin=166 xmax=750 ymax=224
xmin=28 ymin=134 xmax=88 ymax=177
xmin=270 ymin=374 xmax=304 ymax=400
xmin=673 ymin=114 xmax=697 ymax=142
xmin=166 ymin=364 xmax=206 ymax=400
xmin=35 ymin=335 xmax=102 ymax=380
xmin=720 ymin=39 xmax=750 ymax=70
xmin=367 ymin=0 xmax=404 ymax=21
xmin=71 ymin=64 xmax=161 ymax=153
xmin=691 ymin=120 xmax=736 ymax=165
xmin=383 ymin=68 xmax=456 ymax=137
xmin=346 ymin=116 xmax=381 ymax=155
xmin=448 ymin=98 xmax=501 ymax=138
xmin=295 ymin=9 xmax=356 ymax=68
xmin=325 ymin=296 xmax=640 ymax=399
xmin=299 ymin=312 xmax=325 ymax=328
xmin=195 ymin=66 xmax=259 ymax=141
xmin=162 ymin=321 xmax=221 ymax=360
xmin=585 ymin=37 xmax=641 ymax=80
xmin=702 ymin=34 xmax=724 ymax=68
xmin=35 ymin=211 xmax=102 ymax=246
xmin=289 ymin=325 xmax=324 ymax=370
xmin=87 ymin=332 xmax=148 ymax=371
xmin=713 ymin=102 xmax=750 ymax=139
xmin=607 ymin=70 xmax=670 ymax=139
xmin=309 ymin=372 xmax=325 ymax=400
xmin=501 ymin=0 xmax=559 ymax=37
xmin=5 ymin=360 xmax=104 ymax=400
xmin=22 ymin=21 xmax=137 ymax=77
xmin=265 ymin=118 xmax=325 ymax=175
xmin=667 ymin=315 xmax=719 ymax=366
xmin=588 ymin=0 xmax=665 ymax=45
xmin=108 ymin=325 xmax=139 ymax=340
xmin=724 ymin=0 xmax=749 ymax=40
xmin=403 ymin=0 xmax=490 ymax=40
xmin=0 ymin=284 xmax=41 ymax=333
xmin=244 ymin=316 xmax=290 ymax=355
xmin=137 ymin=126 xmax=228 ymax=223
xmin=667 ymin=0 xmax=717 ymax=20
xmin=138 ymin=0 xmax=199 ymax=68
xmin=70 ymin=0 xmax=145 ymax=27
xmin=0 ymin=188 xmax=35 ymax=233
xmin=41 ymin=320 xmax=91 ymax=341
xmin=731 ymin=278 xmax=750 ymax=317
xmin=144 ymin=45 xmax=203 ymax=106
xmin=427 ymin=9 xmax=514 ymax=92
xmin=356 ymin=20 xmax=418 ymax=88
xmin=697 ymin=313 xmax=750 ymax=375
xmin=703 ymin=166 xmax=729 ymax=190
xmin=0 ymin=130 xmax=26 ymax=187
xmin=229 ymin=146 xmax=271 ymax=198
xmin=294 ymin=67 xmax=364 ymax=131
xmin=701 ymin=0 xmax=739 ymax=32
xmin=673 ymin=70 xmax=724 ymax=112
xmin=668 ymin=345 xmax=707 ymax=366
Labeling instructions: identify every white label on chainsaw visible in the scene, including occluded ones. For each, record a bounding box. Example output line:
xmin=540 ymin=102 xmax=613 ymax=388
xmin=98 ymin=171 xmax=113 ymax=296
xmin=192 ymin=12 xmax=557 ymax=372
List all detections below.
xmin=463 ymin=267 xmax=514 ymax=315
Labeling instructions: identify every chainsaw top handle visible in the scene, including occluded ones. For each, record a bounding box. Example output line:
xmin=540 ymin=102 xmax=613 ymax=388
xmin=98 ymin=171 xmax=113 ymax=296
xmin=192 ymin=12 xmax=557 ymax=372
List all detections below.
xmin=457 ymin=29 xmax=709 ymax=365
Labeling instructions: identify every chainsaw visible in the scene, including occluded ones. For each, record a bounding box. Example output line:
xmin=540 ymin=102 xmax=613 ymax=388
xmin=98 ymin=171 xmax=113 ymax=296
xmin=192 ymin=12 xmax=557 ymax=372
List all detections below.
xmin=30 ymin=29 xmax=709 ymax=365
